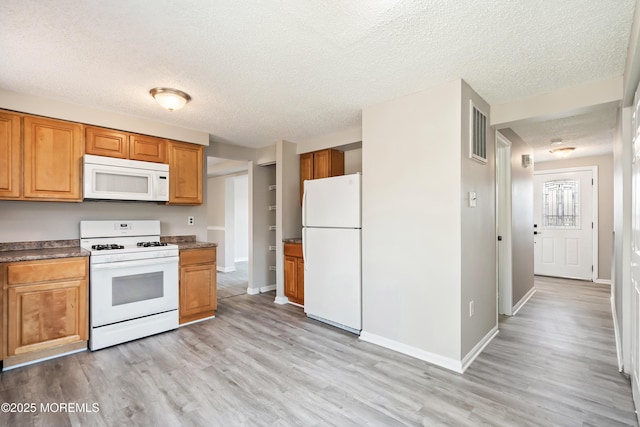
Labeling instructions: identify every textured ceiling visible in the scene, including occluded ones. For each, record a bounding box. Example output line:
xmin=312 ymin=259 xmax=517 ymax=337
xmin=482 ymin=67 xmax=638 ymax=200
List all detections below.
xmin=511 ymin=105 xmax=619 ymax=163
xmin=0 ymin=1 xmax=635 ymax=148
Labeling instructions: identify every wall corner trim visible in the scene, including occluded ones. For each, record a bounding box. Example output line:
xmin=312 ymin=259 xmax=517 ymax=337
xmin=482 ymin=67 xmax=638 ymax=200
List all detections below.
xmin=512 ymin=286 xmax=537 ymax=316
xmin=359 ymin=331 xmax=463 ymax=373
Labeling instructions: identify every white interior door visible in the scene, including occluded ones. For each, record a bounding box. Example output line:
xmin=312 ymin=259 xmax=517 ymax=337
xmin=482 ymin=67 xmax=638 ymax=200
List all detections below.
xmin=533 ymin=169 xmax=594 ymax=280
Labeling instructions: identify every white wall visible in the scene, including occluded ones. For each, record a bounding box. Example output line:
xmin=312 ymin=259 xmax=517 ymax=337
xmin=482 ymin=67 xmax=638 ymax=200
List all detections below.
xmin=460 ymin=81 xmax=497 ymax=358
xmin=344 ymin=148 xmax=363 ymax=174
xmin=249 ymin=162 xmax=276 ymax=292
xmin=0 ymin=200 xmax=207 ymax=243
xmin=361 ymin=80 xmax=463 ymax=366
xmin=234 ymin=175 xmax=249 ymax=261
xmin=498 ymin=129 xmax=535 ymax=308
xmin=275 ymin=140 xmax=301 ymax=302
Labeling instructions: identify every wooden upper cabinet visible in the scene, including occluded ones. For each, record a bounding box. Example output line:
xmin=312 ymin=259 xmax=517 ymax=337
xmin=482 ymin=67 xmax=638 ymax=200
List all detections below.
xmin=129 ymin=134 xmax=167 ymax=163
xmin=300 ymin=152 xmax=313 ymax=205
xmin=299 ymin=148 xmax=344 ymax=205
xmin=313 ymin=148 xmax=344 ymax=179
xmin=0 ymin=111 xmax=21 ymax=199
xmin=168 ymin=141 xmax=203 ymax=205
xmin=85 ymin=126 xmax=128 ymax=159
xmin=86 ymin=126 xmax=167 ymax=164
xmin=23 ymin=116 xmax=83 ymax=201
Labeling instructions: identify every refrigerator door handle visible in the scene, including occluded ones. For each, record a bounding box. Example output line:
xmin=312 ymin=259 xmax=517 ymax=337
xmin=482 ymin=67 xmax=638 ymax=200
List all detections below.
xmin=302 ymin=227 xmax=307 ymax=266
xmin=302 ymin=182 xmax=307 ymax=227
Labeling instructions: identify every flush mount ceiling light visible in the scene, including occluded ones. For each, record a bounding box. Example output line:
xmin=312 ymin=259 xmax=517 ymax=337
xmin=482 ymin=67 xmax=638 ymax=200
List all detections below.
xmin=149 ymin=87 xmax=191 ymax=112
xmin=549 ymin=138 xmax=576 ymax=158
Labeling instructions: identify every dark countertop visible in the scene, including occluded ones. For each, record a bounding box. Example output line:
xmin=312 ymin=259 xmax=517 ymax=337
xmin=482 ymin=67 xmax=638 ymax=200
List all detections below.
xmin=161 ymin=235 xmax=218 ymax=251
xmin=0 ymin=239 xmax=90 ymax=263
xmin=283 ymin=238 xmax=302 ymax=244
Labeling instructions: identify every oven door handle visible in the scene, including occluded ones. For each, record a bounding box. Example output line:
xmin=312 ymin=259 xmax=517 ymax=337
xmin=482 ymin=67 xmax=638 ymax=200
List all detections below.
xmin=91 ymin=256 xmax=179 ymax=270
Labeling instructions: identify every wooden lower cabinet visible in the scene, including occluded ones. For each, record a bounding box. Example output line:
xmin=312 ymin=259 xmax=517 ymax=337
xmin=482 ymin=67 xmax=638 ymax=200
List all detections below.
xmin=284 ymin=243 xmax=304 ymax=305
xmin=179 ymin=247 xmax=217 ymax=324
xmin=3 ymin=257 xmax=88 ymax=360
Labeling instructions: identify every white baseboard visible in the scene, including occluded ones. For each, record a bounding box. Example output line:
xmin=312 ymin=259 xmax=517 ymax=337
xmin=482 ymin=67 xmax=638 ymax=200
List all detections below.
xmin=461 ymin=326 xmax=499 ymax=373
xmin=217 ymin=265 xmax=236 ymax=273
xmin=287 ymin=301 xmax=303 ymax=308
xmin=260 ymin=285 xmax=276 ymax=293
xmin=512 ymin=287 xmax=537 ymax=316
xmin=359 ymin=331 xmax=463 ymax=373
xmin=274 ymin=295 xmax=289 ymax=305
xmin=611 ymin=294 xmax=624 ymax=372
xmin=595 ymin=279 xmax=612 ymax=286
xmin=246 ymin=287 xmax=260 ymax=295
xmin=235 ymin=257 xmax=248 ymax=262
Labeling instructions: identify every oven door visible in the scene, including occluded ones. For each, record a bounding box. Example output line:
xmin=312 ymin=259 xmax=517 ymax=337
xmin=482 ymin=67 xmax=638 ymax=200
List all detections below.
xmin=90 ymin=257 xmax=179 ymax=327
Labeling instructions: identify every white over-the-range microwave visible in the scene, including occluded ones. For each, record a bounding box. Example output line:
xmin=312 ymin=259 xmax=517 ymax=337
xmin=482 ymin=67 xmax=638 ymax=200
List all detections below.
xmin=83 ymin=154 xmax=169 ymax=202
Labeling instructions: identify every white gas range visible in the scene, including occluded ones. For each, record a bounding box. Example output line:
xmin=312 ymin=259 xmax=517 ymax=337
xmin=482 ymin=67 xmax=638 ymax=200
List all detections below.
xmin=80 ymin=220 xmax=179 ymax=351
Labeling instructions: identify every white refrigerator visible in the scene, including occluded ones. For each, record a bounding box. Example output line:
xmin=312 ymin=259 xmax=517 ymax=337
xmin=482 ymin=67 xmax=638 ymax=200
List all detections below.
xmin=302 ymin=173 xmax=361 ymax=334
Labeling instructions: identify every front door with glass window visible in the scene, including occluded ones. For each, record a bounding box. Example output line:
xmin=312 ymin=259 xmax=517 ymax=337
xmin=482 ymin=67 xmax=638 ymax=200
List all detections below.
xmin=533 ymin=169 xmax=594 ymax=280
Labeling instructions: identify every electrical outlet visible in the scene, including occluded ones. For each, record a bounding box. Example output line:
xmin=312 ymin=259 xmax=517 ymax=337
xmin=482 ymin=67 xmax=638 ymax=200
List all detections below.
xmin=469 ymin=301 xmax=475 ymax=317
xmin=187 ymin=216 xmax=194 ymax=226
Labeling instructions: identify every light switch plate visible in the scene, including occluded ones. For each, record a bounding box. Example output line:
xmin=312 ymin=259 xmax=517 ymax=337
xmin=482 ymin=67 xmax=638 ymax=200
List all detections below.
xmin=468 ymin=191 xmax=477 ymax=208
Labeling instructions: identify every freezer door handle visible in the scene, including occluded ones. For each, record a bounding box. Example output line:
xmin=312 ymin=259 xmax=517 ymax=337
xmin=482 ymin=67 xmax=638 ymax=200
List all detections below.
xmin=302 ymin=182 xmax=307 ymax=227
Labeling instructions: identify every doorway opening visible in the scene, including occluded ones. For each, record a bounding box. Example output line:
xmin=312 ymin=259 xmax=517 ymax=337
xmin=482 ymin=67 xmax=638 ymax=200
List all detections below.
xmin=533 ymin=167 xmax=598 ymax=281
xmin=207 ymin=156 xmax=250 ymax=299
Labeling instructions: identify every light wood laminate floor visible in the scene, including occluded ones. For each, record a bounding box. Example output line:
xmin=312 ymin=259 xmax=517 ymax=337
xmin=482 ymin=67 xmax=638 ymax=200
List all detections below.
xmin=217 ymin=261 xmax=248 ymax=300
xmin=0 ymin=276 xmax=636 ymax=426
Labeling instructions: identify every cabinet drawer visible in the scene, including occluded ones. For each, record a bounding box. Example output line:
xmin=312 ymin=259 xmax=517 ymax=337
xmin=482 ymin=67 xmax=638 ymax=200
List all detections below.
xmin=284 ymin=243 xmax=303 ymax=258
xmin=180 ymin=248 xmax=216 ymax=266
xmin=7 ymin=258 xmax=87 ymax=286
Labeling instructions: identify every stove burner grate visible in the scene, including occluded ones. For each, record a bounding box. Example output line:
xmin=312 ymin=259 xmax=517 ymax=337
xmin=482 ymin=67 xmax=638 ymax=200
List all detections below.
xmin=91 ymin=244 xmax=125 ymax=251
xmin=136 ymin=241 xmax=168 ymax=247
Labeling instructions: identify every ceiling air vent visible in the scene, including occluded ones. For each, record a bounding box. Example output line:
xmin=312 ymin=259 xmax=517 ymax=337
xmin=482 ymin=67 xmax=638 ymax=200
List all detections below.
xmin=469 ymin=101 xmax=487 ymax=164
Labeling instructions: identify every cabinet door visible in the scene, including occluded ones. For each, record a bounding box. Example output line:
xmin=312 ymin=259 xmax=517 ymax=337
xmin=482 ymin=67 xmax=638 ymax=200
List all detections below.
xmin=0 ymin=111 xmax=21 ymax=199
xmin=130 ymin=134 xmax=167 ymax=163
xmin=297 ymin=258 xmax=304 ymax=304
xmin=313 ymin=149 xmax=330 ymax=179
xmin=6 ymin=279 xmax=87 ymax=357
xmin=85 ymin=126 xmax=129 ymax=159
xmin=313 ymin=149 xmax=344 ymax=179
xmin=300 ymin=152 xmax=313 ymax=205
xmin=284 ymin=255 xmax=298 ymax=299
xmin=23 ymin=116 xmax=83 ymax=201
xmin=179 ymin=262 xmax=216 ymax=324
xmin=168 ymin=141 xmax=203 ymax=205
